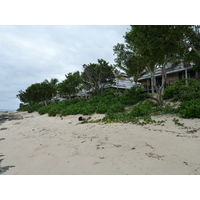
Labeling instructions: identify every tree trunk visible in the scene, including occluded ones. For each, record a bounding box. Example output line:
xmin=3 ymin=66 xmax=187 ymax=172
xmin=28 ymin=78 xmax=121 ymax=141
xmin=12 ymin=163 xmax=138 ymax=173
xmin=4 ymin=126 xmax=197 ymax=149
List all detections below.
xmin=148 ymin=57 xmax=167 ymax=106
xmin=160 ymin=64 xmax=167 ymax=94
xmin=150 ymin=71 xmax=155 ymax=93
xmin=116 ymin=78 xmax=119 ymax=90
xmin=147 ymin=73 xmax=164 ymax=106
xmin=149 ymin=67 xmax=155 ymax=93
xmin=183 ymin=61 xmax=189 ymax=86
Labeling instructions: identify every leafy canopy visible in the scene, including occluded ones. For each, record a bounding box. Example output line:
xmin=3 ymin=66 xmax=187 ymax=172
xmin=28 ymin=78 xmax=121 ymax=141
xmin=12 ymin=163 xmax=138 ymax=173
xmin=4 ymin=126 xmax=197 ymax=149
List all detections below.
xmin=81 ymin=59 xmax=115 ymax=95
xmin=58 ymin=71 xmax=82 ymax=97
xmin=113 ymin=43 xmax=147 ymax=82
xmin=16 ymin=79 xmax=57 ymax=104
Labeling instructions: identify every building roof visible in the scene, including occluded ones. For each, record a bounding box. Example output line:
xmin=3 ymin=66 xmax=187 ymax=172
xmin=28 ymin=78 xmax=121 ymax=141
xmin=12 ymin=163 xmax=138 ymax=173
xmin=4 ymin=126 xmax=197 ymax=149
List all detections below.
xmin=138 ymin=63 xmax=193 ymax=81
xmin=105 ymin=78 xmax=135 ymax=89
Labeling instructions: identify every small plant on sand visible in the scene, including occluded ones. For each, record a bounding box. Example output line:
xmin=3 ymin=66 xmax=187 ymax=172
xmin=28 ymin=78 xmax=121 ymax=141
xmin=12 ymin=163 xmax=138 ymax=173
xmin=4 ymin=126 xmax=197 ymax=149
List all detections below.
xmin=172 ymin=118 xmax=184 ymax=127
xmin=129 ymin=104 xmax=152 ymax=117
xmin=178 ymin=99 xmax=200 ymax=118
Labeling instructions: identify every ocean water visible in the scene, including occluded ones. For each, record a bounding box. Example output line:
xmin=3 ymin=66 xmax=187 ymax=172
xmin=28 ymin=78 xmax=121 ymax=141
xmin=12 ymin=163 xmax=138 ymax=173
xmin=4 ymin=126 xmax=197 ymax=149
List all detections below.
xmin=0 ymin=109 xmax=16 ymax=113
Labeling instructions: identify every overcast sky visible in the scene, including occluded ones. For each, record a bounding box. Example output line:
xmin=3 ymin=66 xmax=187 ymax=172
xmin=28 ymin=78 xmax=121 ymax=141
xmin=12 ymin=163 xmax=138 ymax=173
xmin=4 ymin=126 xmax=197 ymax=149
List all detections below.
xmin=0 ymin=25 xmax=130 ymax=110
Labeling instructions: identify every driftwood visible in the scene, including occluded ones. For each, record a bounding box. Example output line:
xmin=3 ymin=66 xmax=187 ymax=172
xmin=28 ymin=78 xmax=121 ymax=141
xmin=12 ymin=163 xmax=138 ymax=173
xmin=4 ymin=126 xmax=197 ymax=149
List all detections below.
xmin=78 ymin=116 xmax=91 ymax=121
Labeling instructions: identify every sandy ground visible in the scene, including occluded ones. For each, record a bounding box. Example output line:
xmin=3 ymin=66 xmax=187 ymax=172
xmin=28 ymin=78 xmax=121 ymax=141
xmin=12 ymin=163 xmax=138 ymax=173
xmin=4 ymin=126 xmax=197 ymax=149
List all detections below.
xmin=0 ymin=111 xmax=200 ymax=175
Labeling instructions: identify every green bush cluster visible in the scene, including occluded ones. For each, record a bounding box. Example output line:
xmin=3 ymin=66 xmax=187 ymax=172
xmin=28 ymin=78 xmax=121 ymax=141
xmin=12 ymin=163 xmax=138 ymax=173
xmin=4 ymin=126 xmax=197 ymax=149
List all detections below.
xmin=103 ymin=112 xmax=156 ymax=125
xmin=163 ymin=78 xmax=200 ymax=101
xmin=163 ymin=78 xmax=200 ymax=118
xmin=179 ymin=99 xmax=200 ymax=118
xmin=18 ymin=80 xmax=200 ymax=120
xmin=151 ymin=104 xmax=179 ymax=115
xmin=129 ymin=104 xmax=151 ymax=117
xmin=180 ymin=91 xmax=200 ymax=101
xmin=118 ymin=87 xmax=146 ymax=105
xmin=17 ymin=103 xmax=41 ymax=113
xmin=19 ymin=87 xmax=145 ymax=117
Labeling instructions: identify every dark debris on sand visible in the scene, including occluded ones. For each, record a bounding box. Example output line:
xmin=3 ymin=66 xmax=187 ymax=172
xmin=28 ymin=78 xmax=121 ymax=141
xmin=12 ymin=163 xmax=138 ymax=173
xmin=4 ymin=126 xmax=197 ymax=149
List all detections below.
xmin=0 ymin=156 xmax=15 ymax=175
xmin=0 ymin=112 xmax=23 ymax=125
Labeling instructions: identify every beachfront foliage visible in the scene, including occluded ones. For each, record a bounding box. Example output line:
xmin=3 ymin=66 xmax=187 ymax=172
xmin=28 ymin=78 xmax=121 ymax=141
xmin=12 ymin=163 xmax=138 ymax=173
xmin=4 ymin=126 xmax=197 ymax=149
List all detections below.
xmin=163 ymin=78 xmax=200 ymax=101
xmin=113 ymin=43 xmax=147 ymax=83
xmin=162 ymin=78 xmax=200 ymax=118
xmin=57 ymin=71 xmax=82 ymax=98
xmin=114 ymin=25 xmax=200 ymax=106
xmin=20 ymin=87 xmax=146 ymax=116
xmin=18 ymin=80 xmax=200 ymax=120
xmin=16 ymin=25 xmax=200 ymax=120
xmin=81 ymin=59 xmax=115 ymax=95
xmin=151 ymin=104 xmax=179 ymax=115
xmin=129 ymin=104 xmax=152 ymax=117
xmin=16 ymin=79 xmax=57 ymax=105
xmin=179 ymin=99 xmax=200 ymax=118
xmin=119 ymin=86 xmax=146 ymax=105
xmin=18 ymin=103 xmax=41 ymax=113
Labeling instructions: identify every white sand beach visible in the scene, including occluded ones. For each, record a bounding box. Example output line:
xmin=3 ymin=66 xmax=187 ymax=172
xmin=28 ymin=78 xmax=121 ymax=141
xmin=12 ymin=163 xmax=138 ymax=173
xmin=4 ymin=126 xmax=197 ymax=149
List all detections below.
xmin=0 ymin=111 xmax=200 ymax=175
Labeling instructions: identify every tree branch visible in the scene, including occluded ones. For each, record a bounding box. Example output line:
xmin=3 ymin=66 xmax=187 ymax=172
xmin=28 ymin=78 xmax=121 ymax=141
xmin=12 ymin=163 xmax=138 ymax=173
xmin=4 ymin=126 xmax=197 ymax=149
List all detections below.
xmin=178 ymin=41 xmax=200 ymax=56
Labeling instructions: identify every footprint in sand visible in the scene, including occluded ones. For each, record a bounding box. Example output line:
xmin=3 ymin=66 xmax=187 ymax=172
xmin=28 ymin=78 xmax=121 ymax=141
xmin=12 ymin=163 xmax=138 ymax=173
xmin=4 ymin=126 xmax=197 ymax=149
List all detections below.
xmin=114 ymin=144 xmax=121 ymax=147
xmin=93 ymin=161 xmax=101 ymax=165
xmin=145 ymin=152 xmax=164 ymax=160
xmin=35 ymin=144 xmax=49 ymax=151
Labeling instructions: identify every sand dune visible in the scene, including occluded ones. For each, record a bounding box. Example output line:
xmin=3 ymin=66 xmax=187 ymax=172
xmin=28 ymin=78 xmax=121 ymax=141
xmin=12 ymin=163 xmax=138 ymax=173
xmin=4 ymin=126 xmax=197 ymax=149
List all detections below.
xmin=0 ymin=111 xmax=200 ymax=175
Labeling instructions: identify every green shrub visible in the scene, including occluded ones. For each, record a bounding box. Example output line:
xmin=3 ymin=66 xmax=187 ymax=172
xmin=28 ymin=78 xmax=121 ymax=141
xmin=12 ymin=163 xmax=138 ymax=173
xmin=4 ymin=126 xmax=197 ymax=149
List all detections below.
xmin=88 ymin=96 xmax=100 ymax=104
xmin=17 ymin=103 xmax=41 ymax=113
xmin=163 ymin=79 xmax=200 ymax=101
xmin=17 ymin=104 xmax=29 ymax=112
xmin=142 ymin=99 xmax=158 ymax=107
xmin=180 ymin=91 xmax=200 ymax=102
xmin=163 ymin=85 xmax=179 ymax=100
xmin=60 ymin=108 xmax=70 ymax=116
xmin=162 ymin=104 xmax=179 ymax=114
xmin=119 ymin=86 xmax=146 ymax=105
xmin=70 ymin=98 xmax=82 ymax=104
xmin=38 ymin=106 xmax=50 ymax=115
xmin=47 ymin=104 xmax=65 ymax=116
xmin=130 ymin=104 xmax=151 ymax=117
xmin=107 ymin=103 xmax=125 ymax=113
xmin=151 ymin=103 xmax=178 ymax=115
xmin=26 ymin=103 xmax=41 ymax=113
xmin=96 ymin=103 xmax=109 ymax=114
xmin=18 ymin=86 xmax=148 ymax=117
xmin=179 ymin=99 xmax=200 ymax=118
xmin=81 ymin=105 xmax=96 ymax=115
xmin=60 ymin=104 xmax=82 ymax=116
xmin=48 ymin=107 xmax=59 ymax=116
xmin=60 ymin=99 xmax=71 ymax=106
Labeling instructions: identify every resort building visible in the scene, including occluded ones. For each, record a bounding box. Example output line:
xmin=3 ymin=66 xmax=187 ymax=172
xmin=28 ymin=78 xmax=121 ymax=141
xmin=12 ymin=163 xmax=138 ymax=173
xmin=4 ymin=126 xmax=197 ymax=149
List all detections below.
xmin=138 ymin=63 xmax=200 ymax=93
xmin=105 ymin=76 xmax=135 ymax=90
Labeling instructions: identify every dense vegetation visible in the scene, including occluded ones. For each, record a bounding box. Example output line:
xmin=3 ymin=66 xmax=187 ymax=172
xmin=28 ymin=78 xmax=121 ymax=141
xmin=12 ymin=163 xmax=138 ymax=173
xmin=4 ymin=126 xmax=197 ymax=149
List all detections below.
xmin=17 ymin=79 xmax=200 ymax=123
xmin=17 ymin=87 xmax=146 ymax=116
xmin=163 ymin=78 xmax=200 ymax=118
xmin=16 ymin=59 xmax=116 ymax=106
xmin=114 ymin=25 xmax=200 ymax=106
xmin=17 ymin=25 xmax=200 ymax=122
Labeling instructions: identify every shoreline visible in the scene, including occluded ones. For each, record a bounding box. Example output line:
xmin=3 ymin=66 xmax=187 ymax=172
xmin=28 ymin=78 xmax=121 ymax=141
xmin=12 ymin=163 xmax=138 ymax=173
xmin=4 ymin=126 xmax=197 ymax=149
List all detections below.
xmin=0 ymin=111 xmax=200 ymax=175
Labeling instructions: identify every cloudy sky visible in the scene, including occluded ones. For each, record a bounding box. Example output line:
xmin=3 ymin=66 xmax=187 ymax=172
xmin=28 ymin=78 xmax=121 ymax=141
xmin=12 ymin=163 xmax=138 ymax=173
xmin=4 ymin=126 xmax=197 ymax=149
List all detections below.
xmin=0 ymin=25 xmax=130 ymax=110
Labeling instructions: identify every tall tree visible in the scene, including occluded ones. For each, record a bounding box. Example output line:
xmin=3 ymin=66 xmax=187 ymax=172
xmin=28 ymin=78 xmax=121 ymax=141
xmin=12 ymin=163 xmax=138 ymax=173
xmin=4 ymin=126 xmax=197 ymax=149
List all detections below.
xmin=16 ymin=79 xmax=58 ymax=105
xmin=58 ymin=71 xmax=82 ymax=98
xmin=177 ymin=25 xmax=200 ymax=72
xmin=81 ymin=59 xmax=115 ymax=95
xmin=113 ymin=43 xmax=147 ymax=86
xmin=124 ymin=25 xmax=195 ymax=105
xmin=16 ymin=90 xmax=29 ymax=104
xmin=43 ymin=78 xmax=59 ymax=98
